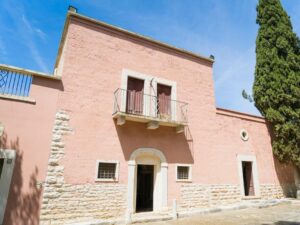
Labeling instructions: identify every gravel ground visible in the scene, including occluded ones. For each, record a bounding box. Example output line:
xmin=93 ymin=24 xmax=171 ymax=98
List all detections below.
xmin=135 ymin=203 xmax=300 ymax=225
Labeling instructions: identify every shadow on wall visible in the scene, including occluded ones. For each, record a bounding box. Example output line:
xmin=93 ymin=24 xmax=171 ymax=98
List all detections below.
xmin=32 ymin=77 xmax=64 ymax=91
xmin=266 ymin=123 xmax=297 ymax=198
xmin=263 ymin=222 xmax=300 ymax=225
xmin=0 ymin=133 xmax=41 ymax=225
xmin=114 ymin=120 xmax=194 ymax=164
xmin=273 ymin=155 xmax=297 ymax=198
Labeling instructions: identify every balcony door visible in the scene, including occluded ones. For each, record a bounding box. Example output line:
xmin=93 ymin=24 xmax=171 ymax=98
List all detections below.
xmin=157 ymin=84 xmax=171 ymax=119
xmin=126 ymin=77 xmax=144 ymax=115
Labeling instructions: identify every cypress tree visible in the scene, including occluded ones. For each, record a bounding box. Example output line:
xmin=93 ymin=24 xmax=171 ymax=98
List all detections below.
xmin=253 ymin=0 xmax=300 ymax=166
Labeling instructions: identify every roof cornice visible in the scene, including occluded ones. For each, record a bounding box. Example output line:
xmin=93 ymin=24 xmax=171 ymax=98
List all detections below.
xmin=54 ymin=11 xmax=214 ymax=70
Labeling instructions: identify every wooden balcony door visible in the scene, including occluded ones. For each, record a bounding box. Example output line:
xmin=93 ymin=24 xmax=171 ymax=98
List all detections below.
xmin=157 ymin=84 xmax=171 ymax=119
xmin=126 ymin=77 xmax=144 ymax=115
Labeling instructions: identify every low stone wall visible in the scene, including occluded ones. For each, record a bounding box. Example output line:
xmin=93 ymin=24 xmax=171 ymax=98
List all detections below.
xmin=40 ymin=183 xmax=127 ymax=225
xmin=260 ymin=184 xmax=285 ymax=199
xmin=179 ymin=184 xmax=241 ymax=210
xmin=260 ymin=184 xmax=297 ymax=199
xmin=40 ymin=111 xmax=127 ymax=225
xmin=179 ymin=183 xmax=292 ymax=210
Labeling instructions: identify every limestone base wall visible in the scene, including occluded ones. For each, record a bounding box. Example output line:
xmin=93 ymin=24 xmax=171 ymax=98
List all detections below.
xmin=260 ymin=184 xmax=296 ymax=199
xmin=179 ymin=184 xmax=241 ymax=209
xmin=40 ymin=183 xmax=127 ymax=225
xmin=179 ymin=183 xmax=292 ymax=210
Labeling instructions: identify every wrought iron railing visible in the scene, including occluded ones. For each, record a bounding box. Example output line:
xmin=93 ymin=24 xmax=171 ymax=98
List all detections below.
xmin=113 ymin=88 xmax=188 ymax=124
xmin=0 ymin=67 xmax=32 ymax=97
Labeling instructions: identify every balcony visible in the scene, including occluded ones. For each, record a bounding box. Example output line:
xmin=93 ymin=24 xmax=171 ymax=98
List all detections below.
xmin=0 ymin=64 xmax=60 ymax=103
xmin=113 ymin=88 xmax=188 ymax=132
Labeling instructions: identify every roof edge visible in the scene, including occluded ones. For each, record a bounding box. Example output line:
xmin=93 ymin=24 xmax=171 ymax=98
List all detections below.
xmin=54 ymin=11 xmax=214 ymax=70
xmin=216 ymin=107 xmax=266 ymax=123
xmin=0 ymin=64 xmax=61 ymax=80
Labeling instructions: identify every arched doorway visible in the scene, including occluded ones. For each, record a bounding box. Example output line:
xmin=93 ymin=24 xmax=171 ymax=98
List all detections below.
xmin=127 ymin=148 xmax=168 ymax=216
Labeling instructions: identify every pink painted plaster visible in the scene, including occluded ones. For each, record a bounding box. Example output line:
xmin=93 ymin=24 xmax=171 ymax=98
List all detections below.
xmin=0 ymin=14 xmax=294 ymax=224
xmin=0 ymin=78 xmax=61 ymax=225
xmin=56 ymin=18 xmax=294 ymax=207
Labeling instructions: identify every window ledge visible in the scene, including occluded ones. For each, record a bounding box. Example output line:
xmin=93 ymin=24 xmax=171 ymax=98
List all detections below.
xmin=95 ymin=179 xmax=118 ymax=182
xmin=0 ymin=94 xmax=36 ymax=104
xmin=176 ymin=179 xmax=192 ymax=183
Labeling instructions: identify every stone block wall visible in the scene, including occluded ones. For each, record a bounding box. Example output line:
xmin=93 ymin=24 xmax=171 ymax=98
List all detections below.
xmin=40 ymin=183 xmax=127 ymax=225
xmin=40 ymin=111 xmax=127 ymax=225
xmin=260 ymin=184 xmax=297 ymax=199
xmin=260 ymin=184 xmax=284 ymax=199
xmin=179 ymin=183 xmax=292 ymax=210
xmin=179 ymin=184 xmax=241 ymax=210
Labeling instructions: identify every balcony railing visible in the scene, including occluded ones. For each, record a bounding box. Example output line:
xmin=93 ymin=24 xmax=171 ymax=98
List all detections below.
xmin=0 ymin=64 xmax=61 ymax=103
xmin=0 ymin=68 xmax=33 ymax=97
xmin=113 ymin=88 xmax=188 ymax=127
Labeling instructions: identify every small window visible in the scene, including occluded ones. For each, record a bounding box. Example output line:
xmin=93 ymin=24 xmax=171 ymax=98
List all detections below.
xmin=96 ymin=161 xmax=119 ymax=181
xmin=176 ymin=164 xmax=192 ymax=182
xmin=240 ymin=129 xmax=249 ymax=141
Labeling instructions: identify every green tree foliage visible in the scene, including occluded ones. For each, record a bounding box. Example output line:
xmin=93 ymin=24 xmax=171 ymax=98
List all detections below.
xmin=253 ymin=0 xmax=300 ymax=166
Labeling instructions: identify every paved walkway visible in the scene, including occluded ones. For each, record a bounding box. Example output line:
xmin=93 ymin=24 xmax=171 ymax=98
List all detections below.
xmin=136 ymin=203 xmax=300 ymax=225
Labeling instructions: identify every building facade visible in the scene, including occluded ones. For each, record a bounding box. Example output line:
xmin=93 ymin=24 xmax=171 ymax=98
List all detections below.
xmin=0 ymin=10 xmax=296 ymax=225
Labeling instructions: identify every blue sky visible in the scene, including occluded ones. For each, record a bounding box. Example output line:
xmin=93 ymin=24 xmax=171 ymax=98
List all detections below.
xmin=1 ymin=0 xmax=299 ymax=115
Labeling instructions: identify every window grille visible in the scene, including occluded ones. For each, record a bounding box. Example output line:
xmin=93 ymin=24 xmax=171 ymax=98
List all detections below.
xmin=97 ymin=162 xmax=116 ymax=179
xmin=177 ymin=166 xmax=189 ymax=180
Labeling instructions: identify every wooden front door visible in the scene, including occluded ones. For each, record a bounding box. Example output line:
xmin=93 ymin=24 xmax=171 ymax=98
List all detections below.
xmin=242 ymin=161 xmax=254 ymax=196
xmin=157 ymin=84 xmax=171 ymax=118
xmin=126 ymin=77 xmax=144 ymax=115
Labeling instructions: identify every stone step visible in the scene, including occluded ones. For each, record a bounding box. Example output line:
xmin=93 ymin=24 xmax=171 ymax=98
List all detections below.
xmin=66 ymin=212 xmax=173 ymax=225
xmin=131 ymin=212 xmax=173 ymax=224
xmin=67 ymin=199 xmax=294 ymax=225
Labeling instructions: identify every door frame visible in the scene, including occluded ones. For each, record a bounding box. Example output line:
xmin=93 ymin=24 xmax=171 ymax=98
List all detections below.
xmin=127 ymin=148 xmax=168 ymax=219
xmin=0 ymin=149 xmax=16 ymax=224
xmin=237 ymin=154 xmax=260 ymax=197
xmin=121 ymin=70 xmax=150 ymax=116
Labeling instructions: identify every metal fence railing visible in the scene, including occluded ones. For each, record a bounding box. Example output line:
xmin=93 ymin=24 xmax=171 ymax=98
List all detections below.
xmin=113 ymin=88 xmax=188 ymax=124
xmin=0 ymin=68 xmax=33 ymax=97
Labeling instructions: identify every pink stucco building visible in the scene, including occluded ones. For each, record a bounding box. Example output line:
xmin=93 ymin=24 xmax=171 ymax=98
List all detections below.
xmin=0 ymin=9 xmax=296 ymax=225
